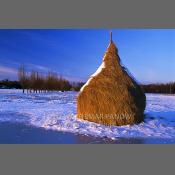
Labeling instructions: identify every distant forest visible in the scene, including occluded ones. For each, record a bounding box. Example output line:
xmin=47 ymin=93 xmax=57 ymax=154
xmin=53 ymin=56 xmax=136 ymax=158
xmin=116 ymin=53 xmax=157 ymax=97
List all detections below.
xmin=0 ymin=65 xmax=174 ymax=94
xmin=141 ymin=83 xmax=175 ymax=94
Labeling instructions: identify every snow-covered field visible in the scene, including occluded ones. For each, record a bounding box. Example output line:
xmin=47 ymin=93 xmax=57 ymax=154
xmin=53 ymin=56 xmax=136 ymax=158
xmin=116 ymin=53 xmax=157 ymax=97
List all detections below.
xmin=0 ymin=89 xmax=175 ymax=141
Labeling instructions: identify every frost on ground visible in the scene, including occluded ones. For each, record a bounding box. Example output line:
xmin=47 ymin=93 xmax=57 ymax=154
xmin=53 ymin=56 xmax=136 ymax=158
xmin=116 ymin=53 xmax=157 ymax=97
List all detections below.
xmin=0 ymin=89 xmax=175 ymax=140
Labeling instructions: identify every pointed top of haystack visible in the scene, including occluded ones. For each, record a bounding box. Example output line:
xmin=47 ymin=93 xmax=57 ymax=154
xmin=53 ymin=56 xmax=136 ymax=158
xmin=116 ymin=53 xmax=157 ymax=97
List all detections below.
xmin=110 ymin=31 xmax=113 ymax=43
xmin=106 ymin=32 xmax=118 ymax=56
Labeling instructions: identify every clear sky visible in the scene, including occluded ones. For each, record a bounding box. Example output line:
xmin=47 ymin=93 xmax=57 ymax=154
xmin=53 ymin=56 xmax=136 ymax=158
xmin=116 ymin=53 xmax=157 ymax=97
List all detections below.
xmin=0 ymin=29 xmax=174 ymax=83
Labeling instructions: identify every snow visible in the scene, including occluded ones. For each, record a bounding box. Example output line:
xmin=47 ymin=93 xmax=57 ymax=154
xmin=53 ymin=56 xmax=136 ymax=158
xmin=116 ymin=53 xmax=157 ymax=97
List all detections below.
xmin=0 ymin=89 xmax=175 ymax=140
xmin=91 ymin=61 xmax=106 ymax=77
xmin=80 ymin=61 xmax=105 ymax=92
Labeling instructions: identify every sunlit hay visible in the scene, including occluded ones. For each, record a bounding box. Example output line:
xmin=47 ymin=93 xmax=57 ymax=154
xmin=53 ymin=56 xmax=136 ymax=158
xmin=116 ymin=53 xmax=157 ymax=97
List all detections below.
xmin=77 ymin=40 xmax=146 ymax=126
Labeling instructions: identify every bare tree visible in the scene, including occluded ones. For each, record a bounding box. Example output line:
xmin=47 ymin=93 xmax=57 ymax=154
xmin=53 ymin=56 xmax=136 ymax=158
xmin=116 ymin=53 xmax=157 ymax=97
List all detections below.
xmin=18 ymin=65 xmax=28 ymax=93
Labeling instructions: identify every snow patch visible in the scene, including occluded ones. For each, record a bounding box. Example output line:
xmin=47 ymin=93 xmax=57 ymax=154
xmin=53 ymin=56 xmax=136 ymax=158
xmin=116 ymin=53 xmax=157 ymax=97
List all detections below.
xmin=80 ymin=61 xmax=105 ymax=92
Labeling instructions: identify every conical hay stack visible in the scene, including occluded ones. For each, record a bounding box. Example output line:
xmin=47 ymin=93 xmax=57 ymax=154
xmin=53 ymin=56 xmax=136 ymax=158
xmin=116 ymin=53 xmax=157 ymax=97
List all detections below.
xmin=77 ymin=40 xmax=146 ymax=126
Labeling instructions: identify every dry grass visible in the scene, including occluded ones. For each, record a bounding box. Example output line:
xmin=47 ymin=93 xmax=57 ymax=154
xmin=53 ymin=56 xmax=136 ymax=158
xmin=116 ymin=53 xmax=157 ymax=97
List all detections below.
xmin=77 ymin=41 xmax=146 ymax=126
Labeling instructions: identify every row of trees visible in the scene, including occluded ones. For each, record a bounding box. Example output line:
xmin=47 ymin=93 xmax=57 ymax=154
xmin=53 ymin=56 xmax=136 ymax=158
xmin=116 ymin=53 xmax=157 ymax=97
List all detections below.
xmin=141 ymin=82 xmax=175 ymax=94
xmin=18 ymin=65 xmax=84 ymax=93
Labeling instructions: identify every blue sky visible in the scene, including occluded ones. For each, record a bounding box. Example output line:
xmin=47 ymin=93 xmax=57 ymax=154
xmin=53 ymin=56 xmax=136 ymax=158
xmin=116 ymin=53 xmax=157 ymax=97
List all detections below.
xmin=0 ymin=29 xmax=174 ymax=83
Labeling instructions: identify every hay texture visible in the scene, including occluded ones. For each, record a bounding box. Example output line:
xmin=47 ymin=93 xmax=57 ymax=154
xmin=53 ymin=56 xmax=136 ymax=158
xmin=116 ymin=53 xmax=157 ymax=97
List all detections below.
xmin=77 ymin=38 xmax=146 ymax=126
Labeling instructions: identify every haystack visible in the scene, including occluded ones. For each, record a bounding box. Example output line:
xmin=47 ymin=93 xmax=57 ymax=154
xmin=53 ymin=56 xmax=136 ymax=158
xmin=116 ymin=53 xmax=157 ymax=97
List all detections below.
xmin=77 ymin=32 xmax=146 ymax=126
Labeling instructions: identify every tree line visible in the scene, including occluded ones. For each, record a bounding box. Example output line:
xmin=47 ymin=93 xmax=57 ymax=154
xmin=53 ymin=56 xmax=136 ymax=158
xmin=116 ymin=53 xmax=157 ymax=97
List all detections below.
xmin=141 ymin=82 xmax=175 ymax=94
xmin=1 ymin=65 xmax=174 ymax=94
xmin=18 ymin=65 xmax=84 ymax=93
xmin=0 ymin=79 xmax=21 ymax=89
